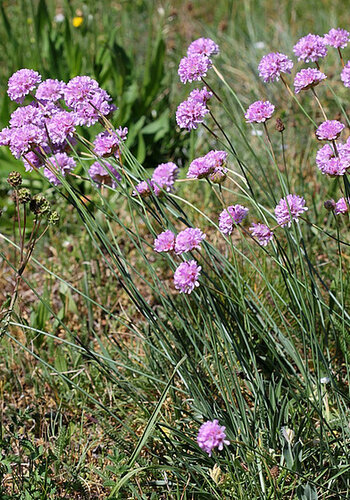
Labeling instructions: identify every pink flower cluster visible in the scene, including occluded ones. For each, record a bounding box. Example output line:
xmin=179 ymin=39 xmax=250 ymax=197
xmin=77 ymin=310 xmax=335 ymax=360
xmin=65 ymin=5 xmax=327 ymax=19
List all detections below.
xmin=187 ymin=150 xmax=228 ymax=180
xmin=316 ymin=120 xmax=345 ymax=141
xmin=197 ymin=419 xmax=230 ymax=457
xmin=219 ymin=205 xmax=249 ymax=235
xmin=245 ymin=100 xmax=275 ymax=123
xmin=133 ymin=162 xmax=179 ymax=198
xmin=316 ymin=141 xmax=350 ymax=176
xmin=275 ymin=195 xmax=308 ymax=227
xmin=293 ymin=34 xmax=327 ymax=62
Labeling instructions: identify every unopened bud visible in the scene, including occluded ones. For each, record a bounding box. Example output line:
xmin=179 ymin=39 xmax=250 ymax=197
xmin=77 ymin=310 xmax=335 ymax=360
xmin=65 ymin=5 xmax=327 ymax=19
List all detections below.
xmin=7 ymin=171 xmax=22 ymax=188
xmin=17 ymin=188 xmax=31 ymax=204
xmin=324 ymin=199 xmax=336 ymax=211
xmin=275 ymin=118 xmax=285 ymax=133
xmin=30 ymin=194 xmax=50 ymax=215
xmin=209 ymin=168 xmax=227 ymax=184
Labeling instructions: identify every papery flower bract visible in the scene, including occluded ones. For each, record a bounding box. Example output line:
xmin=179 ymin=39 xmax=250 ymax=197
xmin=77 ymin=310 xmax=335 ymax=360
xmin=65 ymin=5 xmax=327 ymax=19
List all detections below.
xmin=132 ymin=179 xmax=155 ymax=197
xmin=249 ymin=223 xmax=274 ymax=246
xmin=293 ymin=34 xmax=327 ymax=62
xmin=36 ymin=79 xmax=66 ymax=102
xmin=197 ymin=420 xmax=230 ymax=457
xmin=294 ymin=68 xmax=326 ymax=94
xmin=178 ymin=54 xmax=212 ymax=84
xmin=258 ymin=52 xmax=293 ymax=82
xmin=89 ymin=161 xmax=121 ymax=188
xmin=152 ymin=162 xmax=179 ymax=195
xmin=324 ymin=28 xmax=350 ymax=49
xmin=44 ymin=152 xmax=76 ymax=185
xmin=335 ymin=197 xmax=349 ymax=215
xmin=176 ymin=99 xmax=209 ymax=130
xmin=47 ymin=111 xmax=76 ymax=144
xmin=341 ymin=61 xmax=350 ymax=87
xmin=188 ymin=87 xmax=213 ymax=105
xmin=154 ymin=230 xmax=176 ymax=253
xmin=245 ymin=100 xmax=275 ymax=123
xmin=173 ymin=260 xmax=201 ymax=294
xmin=8 ymin=69 xmax=41 ymax=103
xmin=187 ymin=37 xmax=219 ymax=57
xmin=175 ymin=227 xmax=206 ymax=254
xmin=275 ymin=194 xmax=308 ymax=227
xmin=219 ymin=205 xmax=249 ymax=235
xmin=316 ymin=120 xmax=345 ymax=141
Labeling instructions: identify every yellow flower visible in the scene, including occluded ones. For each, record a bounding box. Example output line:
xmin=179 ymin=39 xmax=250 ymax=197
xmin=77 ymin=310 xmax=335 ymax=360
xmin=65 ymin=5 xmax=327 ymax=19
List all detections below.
xmin=72 ymin=16 xmax=83 ymax=28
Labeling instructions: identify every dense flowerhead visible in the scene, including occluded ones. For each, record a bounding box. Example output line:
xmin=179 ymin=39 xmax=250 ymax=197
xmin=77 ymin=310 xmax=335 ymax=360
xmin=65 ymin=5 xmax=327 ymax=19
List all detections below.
xmin=89 ymin=161 xmax=121 ymax=188
xmin=258 ymin=52 xmax=293 ymax=83
xmin=154 ymin=230 xmax=176 ymax=253
xmin=93 ymin=130 xmax=125 ymax=158
xmin=249 ymin=223 xmax=274 ymax=246
xmin=175 ymin=227 xmax=206 ymax=255
xmin=132 ymin=179 xmax=155 ymax=198
xmin=324 ymin=28 xmax=350 ymax=49
xmin=335 ymin=197 xmax=349 ymax=215
xmin=341 ymin=61 xmax=350 ymax=88
xmin=293 ymin=34 xmax=327 ymax=62
xmin=187 ymin=37 xmax=219 ymax=57
xmin=173 ymin=260 xmax=201 ymax=294
xmin=8 ymin=69 xmax=41 ymax=103
xmin=176 ymin=99 xmax=209 ymax=130
xmin=47 ymin=111 xmax=76 ymax=144
xmin=197 ymin=420 xmax=230 ymax=457
xmin=36 ymin=79 xmax=66 ymax=102
xmin=316 ymin=120 xmax=345 ymax=141
xmin=44 ymin=153 xmax=76 ymax=186
xmin=245 ymin=100 xmax=275 ymax=123
xmin=316 ymin=142 xmax=350 ymax=176
xmin=275 ymin=194 xmax=308 ymax=227
xmin=151 ymin=162 xmax=179 ymax=195
xmin=219 ymin=205 xmax=249 ymax=235
xmin=178 ymin=54 xmax=212 ymax=84
xmin=294 ymin=68 xmax=326 ymax=94
xmin=188 ymin=87 xmax=213 ymax=105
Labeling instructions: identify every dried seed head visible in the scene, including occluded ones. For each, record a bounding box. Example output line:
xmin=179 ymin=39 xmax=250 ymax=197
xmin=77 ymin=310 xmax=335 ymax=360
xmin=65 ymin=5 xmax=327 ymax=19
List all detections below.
xmin=17 ymin=188 xmax=31 ymax=204
xmin=48 ymin=211 xmax=60 ymax=225
xmin=270 ymin=465 xmax=279 ymax=479
xmin=324 ymin=199 xmax=336 ymax=211
xmin=7 ymin=171 xmax=22 ymax=188
xmin=30 ymin=194 xmax=50 ymax=215
xmin=275 ymin=118 xmax=285 ymax=132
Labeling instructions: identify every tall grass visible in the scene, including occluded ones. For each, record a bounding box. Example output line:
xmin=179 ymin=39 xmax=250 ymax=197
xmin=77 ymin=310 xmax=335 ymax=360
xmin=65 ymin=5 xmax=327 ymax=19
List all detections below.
xmin=1 ymin=1 xmax=350 ymax=498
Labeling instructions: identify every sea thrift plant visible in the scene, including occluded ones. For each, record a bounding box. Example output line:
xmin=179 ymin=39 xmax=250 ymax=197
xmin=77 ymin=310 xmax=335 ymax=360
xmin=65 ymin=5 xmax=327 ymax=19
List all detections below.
xmin=249 ymin=223 xmax=274 ymax=246
xmin=197 ymin=420 xmax=230 ymax=457
xmin=7 ymin=69 xmax=41 ymax=103
xmin=340 ymin=61 xmax=350 ymax=87
xmin=294 ymin=68 xmax=327 ymax=94
xmin=174 ymin=228 xmax=206 ymax=255
xmin=258 ymin=52 xmax=293 ymax=82
xmin=187 ymin=37 xmax=219 ymax=57
xmin=176 ymin=99 xmax=209 ymax=130
xmin=173 ymin=260 xmax=201 ymax=294
xmin=323 ymin=28 xmax=350 ymax=49
xmin=245 ymin=100 xmax=275 ymax=123
xmin=315 ymin=120 xmax=345 ymax=141
xmin=151 ymin=162 xmax=179 ymax=194
xmin=293 ymin=34 xmax=327 ymax=62
xmin=275 ymin=195 xmax=308 ymax=227
xmin=335 ymin=197 xmax=349 ymax=214
xmin=154 ymin=230 xmax=176 ymax=253
xmin=178 ymin=54 xmax=212 ymax=84
xmin=89 ymin=162 xmax=121 ymax=188
xmin=219 ymin=205 xmax=249 ymax=235
xmin=44 ymin=153 xmax=76 ymax=186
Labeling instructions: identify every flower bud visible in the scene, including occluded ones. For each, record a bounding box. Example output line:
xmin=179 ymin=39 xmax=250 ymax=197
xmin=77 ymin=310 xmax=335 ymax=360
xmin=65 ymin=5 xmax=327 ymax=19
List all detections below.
xmin=275 ymin=118 xmax=285 ymax=133
xmin=324 ymin=199 xmax=336 ymax=211
xmin=209 ymin=168 xmax=227 ymax=184
xmin=30 ymin=194 xmax=50 ymax=215
xmin=7 ymin=171 xmax=22 ymax=188
xmin=17 ymin=188 xmax=31 ymax=204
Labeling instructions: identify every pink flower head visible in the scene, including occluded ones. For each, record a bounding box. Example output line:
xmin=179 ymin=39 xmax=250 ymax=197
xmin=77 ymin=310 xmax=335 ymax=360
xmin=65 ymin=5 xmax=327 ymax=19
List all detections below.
xmin=89 ymin=161 xmax=121 ymax=188
xmin=22 ymin=150 xmax=43 ymax=172
xmin=219 ymin=205 xmax=249 ymax=235
xmin=176 ymin=99 xmax=209 ymax=130
xmin=175 ymin=227 xmax=206 ymax=255
xmin=249 ymin=223 xmax=274 ymax=246
xmin=188 ymin=87 xmax=213 ymax=105
xmin=341 ymin=61 xmax=350 ymax=88
xmin=294 ymin=68 xmax=326 ymax=94
xmin=324 ymin=28 xmax=350 ymax=49
xmin=8 ymin=69 xmax=41 ymax=103
xmin=187 ymin=150 xmax=227 ymax=179
xmin=0 ymin=127 xmax=13 ymax=147
xmin=316 ymin=143 xmax=350 ymax=176
xmin=258 ymin=52 xmax=293 ymax=83
xmin=9 ymin=104 xmax=44 ymax=128
xmin=63 ymin=76 xmax=100 ymax=109
xmin=36 ymin=79 xmax=66 ymax=102
xmin=245 ymin=100 xmax=275 ymax=123
xmin=132 ymin=179 xmax=155 ymax=197
xmin=154 ymin=230 xmax=176 ymax=253
xmin=275 ymin=194 xmax=308 ymax=227
xmin=187 ymin=38 xmax=219 ymax=57
xmin=316 ymin=120 xmax=345 ymax=141
xmin=173 ymin=260 xmax=201 ymax=294
xmin=178 ymin=54 xmax=212 ymax=84
xmin=74 ymin=89 xmax=115 ymax=127
xmin=47 ymin=111 xmax=76 ymax=144
xmin=152 ymin=162 xmax=179 ymax=195
xmin=335 ymin=197 xmax=349 ymax=215
xmin=9 ymin=124 xmax=46 ymax=159
xmin=197 ymin=419 xmax=230 ymax=457
xmin=94 ymin=130 xmax=121 ymax=157
xmin=43 ymin=152 xmax=76 ymax=185
xmin=293 ymin=34 xmax=327 ymax=62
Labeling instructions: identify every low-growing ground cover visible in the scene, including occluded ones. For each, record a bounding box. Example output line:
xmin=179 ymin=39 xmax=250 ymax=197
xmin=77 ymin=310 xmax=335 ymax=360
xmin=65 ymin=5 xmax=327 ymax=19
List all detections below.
xmin=0 ymin=1 xmax=350 ymax=499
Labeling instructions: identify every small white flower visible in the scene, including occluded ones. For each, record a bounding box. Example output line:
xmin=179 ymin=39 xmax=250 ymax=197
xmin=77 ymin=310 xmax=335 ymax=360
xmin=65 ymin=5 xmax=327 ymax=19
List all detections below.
xmin=54 ymin=13 xmax=65 ymax=23
xmin=320 ymin=377 xmax=330 ymax=384
xmin=251 ymin=129 xmax=263 ymax=136
xmin=254 ymin=41 xmax=266 ymax=50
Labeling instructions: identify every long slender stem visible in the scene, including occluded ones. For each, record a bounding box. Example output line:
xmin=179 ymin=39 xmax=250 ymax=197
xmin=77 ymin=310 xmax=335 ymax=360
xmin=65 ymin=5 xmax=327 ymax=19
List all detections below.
xmin=311 ymin=88 xmax=328 ymax=121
